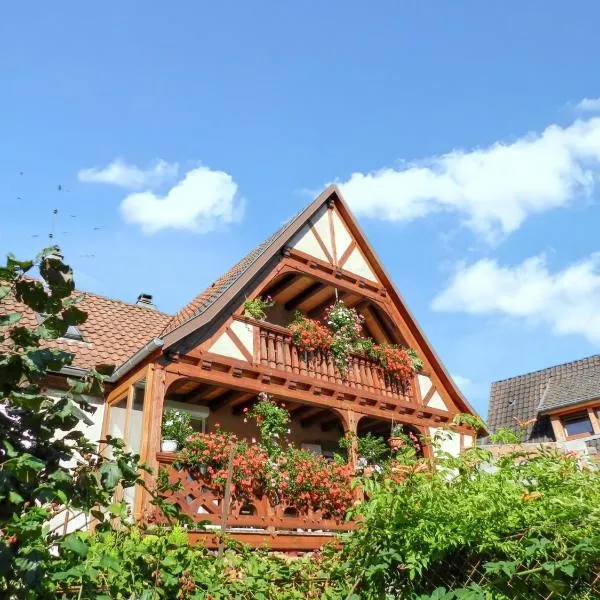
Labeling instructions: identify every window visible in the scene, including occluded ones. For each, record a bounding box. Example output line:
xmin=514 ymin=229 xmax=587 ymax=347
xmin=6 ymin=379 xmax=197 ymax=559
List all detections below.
xmin=104 ymin=378 xmax=148 ymax=513
xmin=34 ymin=313 xmax=84 ymax=341
xmin=163 ymin=400 xmax=208 ymax=434
xmin=562 ymin=412 xmax=593 ymax=438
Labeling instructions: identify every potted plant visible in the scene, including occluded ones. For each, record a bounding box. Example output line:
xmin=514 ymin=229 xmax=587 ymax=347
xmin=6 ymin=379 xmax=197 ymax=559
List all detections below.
xmin=161 ymin=408 xmax=193 ymax=452
xmin=389 ymin=423 xmax=406 ymax=451
xmin=243 ymin=295 xmax=274 ymax=320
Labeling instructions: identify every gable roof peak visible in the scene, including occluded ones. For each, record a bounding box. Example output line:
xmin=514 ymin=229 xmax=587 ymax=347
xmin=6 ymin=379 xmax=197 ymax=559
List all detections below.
xmin=161 ymin=186 xmax=341 ymax=340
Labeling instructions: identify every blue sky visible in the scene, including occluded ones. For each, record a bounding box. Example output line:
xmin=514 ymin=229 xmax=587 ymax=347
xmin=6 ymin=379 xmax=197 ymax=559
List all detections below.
xmin=3 ymin=2 xmax=600 ymax=417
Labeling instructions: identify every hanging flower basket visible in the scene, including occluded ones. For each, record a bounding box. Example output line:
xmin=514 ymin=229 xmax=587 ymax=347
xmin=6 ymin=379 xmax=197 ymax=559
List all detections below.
xmin=388 ymin=436 xmax=405 ymax=451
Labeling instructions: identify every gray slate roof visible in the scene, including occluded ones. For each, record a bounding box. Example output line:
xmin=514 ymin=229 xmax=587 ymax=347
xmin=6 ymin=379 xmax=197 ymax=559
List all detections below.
xmin=488 ymin=354 xmax=600 ymax=442
xmin=538 ymin=367 xmax=600 ymax=413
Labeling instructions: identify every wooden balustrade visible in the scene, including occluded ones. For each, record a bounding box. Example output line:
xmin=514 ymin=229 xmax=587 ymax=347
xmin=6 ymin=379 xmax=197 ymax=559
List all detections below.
xmin=155 ymin=453 xmax=352 ymax=542
xmin=256 ymin=321 xmax=411 ymax=402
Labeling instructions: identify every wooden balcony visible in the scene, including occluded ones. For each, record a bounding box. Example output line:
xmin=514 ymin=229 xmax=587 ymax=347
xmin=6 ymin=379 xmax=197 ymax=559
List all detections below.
xmin=256 ymin=320 xmax=410 ymax=402
xmin=155 ymin=453 xmax=354 ymax=551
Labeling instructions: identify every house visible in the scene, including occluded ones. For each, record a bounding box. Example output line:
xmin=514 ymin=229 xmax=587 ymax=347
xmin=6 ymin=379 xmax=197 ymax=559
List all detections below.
xmin=487 ymin=354 xmax=600 ymax=455
xmin=4 ymin=185 xmax=480 ymax=549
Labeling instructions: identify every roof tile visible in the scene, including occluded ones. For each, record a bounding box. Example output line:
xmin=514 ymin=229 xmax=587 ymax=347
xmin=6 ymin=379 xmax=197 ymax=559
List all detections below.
xmin=1 ymin=289 xmax=171 ymax=370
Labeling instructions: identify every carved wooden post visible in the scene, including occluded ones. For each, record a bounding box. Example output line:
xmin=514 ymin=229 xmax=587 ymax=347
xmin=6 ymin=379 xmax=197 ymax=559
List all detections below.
xmin=275 ymin=334 xmax=284 ymax=370
xmin=218 ymin=445 xmax=236 ymax=558
xmin=344 ymin=409 xmax=359 ymax=468
xmin=283 ymin=338 xmax=292 ymax=372
xmin=139 ymin=365 xmax=166 ymax=521
xmin=344 ymin=410 xmax=364 ymax=502
xmin=259 ymin=329 xmax=268 ymax=366
xmin=267 ymin=332 xmax=276 ymax=368
xmin=291 ymin=344 xmax=299 ymax=374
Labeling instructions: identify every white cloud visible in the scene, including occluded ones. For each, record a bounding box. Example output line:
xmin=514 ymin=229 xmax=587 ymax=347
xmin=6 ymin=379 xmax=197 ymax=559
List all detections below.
xmin=432 ymin=253 xmax=600 ymax=343
xmin=120 ymin=165 xmax=244 ymax=234
xmin=451 ymin=374 xmax=471 ymax=391
xmin=78 ymin=159 xmax=178 ymax=189
xmin=338 ymin=115 xmax=600 ymax=242
xmin=575 ymin=97 xmax=600 ymax=113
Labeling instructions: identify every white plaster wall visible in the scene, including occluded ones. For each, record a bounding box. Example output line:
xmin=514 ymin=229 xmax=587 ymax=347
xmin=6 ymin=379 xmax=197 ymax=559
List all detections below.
xmin=429 ymin=426 xmax=461 ymax=457
xmin=290 ymin=224 xmax=330 ymax=263
xmin=343 ymin=247 xmax=377 ymax=282
xmin=418 ymin=374 xmax=432 ymax=397
xmin=426 ymin=391 xmax=448 ymax=411
xmin=311 ymin=207 xmax=334 ymax=256
xmin=463 ymin=434 xmax=473 ymax=449
xmin=230 ymin=320 xmax=255 ymax=356
xmin=208 ymin=330 xmax=248 ymax=362
xmin=331 ymin=211 xmax=352 ymax=258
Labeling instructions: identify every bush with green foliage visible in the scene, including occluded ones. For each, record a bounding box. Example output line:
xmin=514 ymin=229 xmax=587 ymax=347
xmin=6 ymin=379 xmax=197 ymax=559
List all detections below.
xmin=342 ymin=440 xmax=600 ymax=599
xmin=0 ymin=247 xmax=180 ymax=598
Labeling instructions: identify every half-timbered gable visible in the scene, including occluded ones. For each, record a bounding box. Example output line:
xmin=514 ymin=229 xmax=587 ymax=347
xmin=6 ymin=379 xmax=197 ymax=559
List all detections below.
xmin=145 ymin=186 xmax=478 ymax=460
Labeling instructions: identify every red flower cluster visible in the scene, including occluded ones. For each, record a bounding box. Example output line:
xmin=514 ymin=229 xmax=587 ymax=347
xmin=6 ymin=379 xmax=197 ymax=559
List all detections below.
xmin=378 ymin=345 xmax=414 ymax=382
xmin=289 ymin=314 xmax=332 ymax=353
xmin=279 ymin=450 xmax=353 ymax=518
xmin=178 ymin=432 xmax=268 ymax=498
xmin=178 ymin=434 xmax=354 ymax=518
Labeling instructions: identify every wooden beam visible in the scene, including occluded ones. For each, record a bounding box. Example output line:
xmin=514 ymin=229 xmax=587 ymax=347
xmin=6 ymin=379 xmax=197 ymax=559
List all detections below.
xmin=284 ymin=282 xmax=326 ymax=311
xmin=209 ymin=389 xmax=247 ymax=411
xmin=179 ymin=384 xmax=223 ymax=404
xmin=289 ymin=404 xmax=316 ymax=419
xmin=371 ymin=305 xmax=402 ymax=345
xmin=362 ymin=306 xmax=388 ymax=344
xmin=263 ymin=273 xmax=297 ymax=301
xmin=271 ymin=275 xmax=314 ymax=305
xmin=228 ymin=392 xmax=256 ymax=413
xmin=308 ymin=290 xmax=351 ymax=319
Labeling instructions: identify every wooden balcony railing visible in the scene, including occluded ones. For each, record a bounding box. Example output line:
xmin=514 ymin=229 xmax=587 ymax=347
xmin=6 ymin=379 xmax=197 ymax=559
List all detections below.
xmin=155 ymin=453 xmax=353 ymax=548
xmin=256 ymin=321 xmax=411 ymax=401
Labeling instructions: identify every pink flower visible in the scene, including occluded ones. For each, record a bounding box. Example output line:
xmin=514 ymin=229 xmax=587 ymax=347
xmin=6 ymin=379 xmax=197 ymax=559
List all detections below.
xmin=251 ymin=437 xmax=257 ymax=444
xmin=214 ymin=422 xmax=221 ymax=429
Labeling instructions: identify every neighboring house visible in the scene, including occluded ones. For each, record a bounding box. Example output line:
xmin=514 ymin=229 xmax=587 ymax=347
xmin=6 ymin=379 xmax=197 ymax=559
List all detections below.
xmin=3 ymin=185 xmax=480 ymax=549
xmin=487 ymin=354 xmax=600 ymax=455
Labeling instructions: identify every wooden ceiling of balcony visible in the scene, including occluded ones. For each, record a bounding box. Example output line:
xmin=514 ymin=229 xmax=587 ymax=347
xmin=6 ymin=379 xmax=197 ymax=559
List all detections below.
xmin=358 ymin=416 xmax=393 ymax=437
xmin=262 ymin=273 xmax=403 ymax=345
xmin=166 ymin=381 xmax=345 ymax=432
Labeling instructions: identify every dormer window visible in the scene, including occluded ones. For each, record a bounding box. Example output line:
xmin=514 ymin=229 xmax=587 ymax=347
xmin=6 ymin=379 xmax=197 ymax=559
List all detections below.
xmin=35 ymin=313 xmax=85 ymax=342
xmin=562 ymin=412 xmax=593 ymax=439
xmin=63 ymin=324 xmax=84 ymax=341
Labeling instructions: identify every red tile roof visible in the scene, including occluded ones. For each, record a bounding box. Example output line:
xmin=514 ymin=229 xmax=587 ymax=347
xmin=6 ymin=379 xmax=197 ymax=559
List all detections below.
xmin=2 ymin=289 xmax=171 ymax=370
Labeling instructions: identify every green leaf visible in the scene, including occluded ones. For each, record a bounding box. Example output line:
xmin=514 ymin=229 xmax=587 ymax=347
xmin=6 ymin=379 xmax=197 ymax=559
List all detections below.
xmin=62 ymin=533 xmax=89 ymax=557
xmin=99 ymin=462 xmax=122 ymax=490
xmin=8 ymin=489 xmax=24 ymax=504
xmin=108 ymin=502 xmax=127 ymax=518
xmin=0 ymin=312 xmax=22 ymax=328
xmin=0 ymin=285 xmax=11 ymax=301
xmin=15 ymin=279 xmax=49 ymax=313
xmin=61 ymin=305 xmax=87 ymax=326
xmin=36 ymin=315 xmax=68 ymax=339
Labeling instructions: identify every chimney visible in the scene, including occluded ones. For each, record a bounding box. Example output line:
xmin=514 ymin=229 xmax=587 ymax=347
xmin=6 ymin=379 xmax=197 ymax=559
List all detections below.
xmin=136 ymin=293 xmax=156 ymax=309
